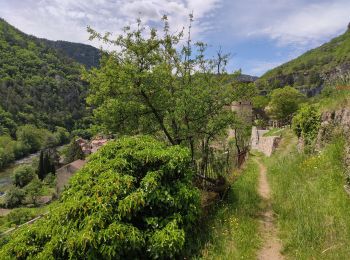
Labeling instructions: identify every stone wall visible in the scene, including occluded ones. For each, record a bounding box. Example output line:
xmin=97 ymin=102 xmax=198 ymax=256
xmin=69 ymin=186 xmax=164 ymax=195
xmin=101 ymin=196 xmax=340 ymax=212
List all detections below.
xmin=251 ymin=127 xmax=281 ymax=157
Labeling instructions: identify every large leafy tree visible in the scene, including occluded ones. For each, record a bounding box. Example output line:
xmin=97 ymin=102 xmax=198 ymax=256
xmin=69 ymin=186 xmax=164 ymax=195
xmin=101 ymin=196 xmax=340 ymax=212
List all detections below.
xmin=266 ymin=86 xmax=305 ymax=124
xmin=84 ymin=16 xmax=236 ymax=175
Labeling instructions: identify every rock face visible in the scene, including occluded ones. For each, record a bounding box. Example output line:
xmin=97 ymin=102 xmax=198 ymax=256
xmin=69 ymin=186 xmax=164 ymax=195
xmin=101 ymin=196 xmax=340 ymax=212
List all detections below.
xmin=251 ymin=127 xmax=281 ymax=157
xmin=316 ymin=109 xmax=350 ymax=150
xmin=316 ymin=108 xmax=350 ymax=187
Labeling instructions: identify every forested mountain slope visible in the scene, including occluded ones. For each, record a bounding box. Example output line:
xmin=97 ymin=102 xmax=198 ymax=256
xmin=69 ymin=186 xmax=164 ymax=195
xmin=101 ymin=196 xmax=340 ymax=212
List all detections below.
xmin=0 ymin=18 xmax=90 ymax=131
xmin=41 ymin=39 xmax=100 ymax=68
xmin=258 ymin=25 xmax=350 ymax=93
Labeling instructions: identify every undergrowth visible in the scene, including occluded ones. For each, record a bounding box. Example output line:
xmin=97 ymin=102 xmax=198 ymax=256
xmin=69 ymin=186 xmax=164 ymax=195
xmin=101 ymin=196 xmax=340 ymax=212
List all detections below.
xmin=187 ymin=158 xmax=262 ymax=259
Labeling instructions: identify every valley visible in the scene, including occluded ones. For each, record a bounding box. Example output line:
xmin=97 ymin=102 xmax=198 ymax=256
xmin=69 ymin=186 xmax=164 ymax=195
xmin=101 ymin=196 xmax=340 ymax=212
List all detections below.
xmin=0 ymin=5 xmax=350 ymax=259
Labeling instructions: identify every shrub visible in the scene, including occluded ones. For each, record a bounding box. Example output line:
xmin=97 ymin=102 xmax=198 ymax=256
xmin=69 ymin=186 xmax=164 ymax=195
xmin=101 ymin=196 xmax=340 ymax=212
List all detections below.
xmin=0 ymin=136 xmax=200 ymax=258
xmin=3 ymin=186 xmax=26 ymax=208
xmin=13 ymin=165 xmax=35 ymax=188
xmin=63 ymin=139 xmax=85 ymax=164
xmin=16 ymin=125 xmax=44 ymax=153
xmin=5 ymin=208 xmax=35 ymax=226
xmin=292 ymin=105 xmax=321 ymax=146
xmin=54 ymin=126 xmax=70 ymax=145
xmin=24 ymin=178 xmax=42 ymax=205
xmin=43 ymin=173 xmax=56 ymax=187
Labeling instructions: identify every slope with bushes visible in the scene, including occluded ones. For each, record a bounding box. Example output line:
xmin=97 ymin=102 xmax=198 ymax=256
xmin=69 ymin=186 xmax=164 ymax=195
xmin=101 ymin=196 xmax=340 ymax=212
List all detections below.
xmin=0 ymin=18 xmax=89 ymax=130
xmin=258 ymin=26 xmax=350 ymax=92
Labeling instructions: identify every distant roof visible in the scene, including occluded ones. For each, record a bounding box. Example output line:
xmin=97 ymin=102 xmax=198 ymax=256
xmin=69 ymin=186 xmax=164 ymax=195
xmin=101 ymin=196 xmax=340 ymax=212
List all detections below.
xmin=69 ymin=159 xmax=86 ymax=170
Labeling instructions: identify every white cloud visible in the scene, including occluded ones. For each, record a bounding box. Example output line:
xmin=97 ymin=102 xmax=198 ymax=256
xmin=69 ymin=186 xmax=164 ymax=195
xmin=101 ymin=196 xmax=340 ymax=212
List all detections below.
xmin=245 ymin=60 xmax=284 ymax=76
xmin=0 ymin=0 xmax=221 ymax=46
xmin=221 ymin=0 xmax=350 ymax=47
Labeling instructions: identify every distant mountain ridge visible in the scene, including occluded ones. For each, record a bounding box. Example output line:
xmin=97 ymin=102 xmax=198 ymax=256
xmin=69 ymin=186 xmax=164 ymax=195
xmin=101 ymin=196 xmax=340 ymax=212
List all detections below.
xmin=257 ymin=24 xmax=350 ymax=94
xmin=41 ymin=39 xmax=100 ymax=68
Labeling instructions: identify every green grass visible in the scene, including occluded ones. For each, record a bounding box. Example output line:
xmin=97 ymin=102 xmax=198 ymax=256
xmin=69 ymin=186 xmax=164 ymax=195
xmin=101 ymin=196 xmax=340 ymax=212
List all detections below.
xmin=263 ymin=128 xmax=283 ymax=137
xmin=264 ymin=133 xmax=350 ymax=259
xmin=190 ymin=157 xmax=262 ymax=259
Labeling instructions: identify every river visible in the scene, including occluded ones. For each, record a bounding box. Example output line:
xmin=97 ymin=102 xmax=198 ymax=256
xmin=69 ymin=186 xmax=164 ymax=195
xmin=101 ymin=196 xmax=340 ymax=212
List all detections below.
xmin=0 ymin=146 xmax=65 ymax=193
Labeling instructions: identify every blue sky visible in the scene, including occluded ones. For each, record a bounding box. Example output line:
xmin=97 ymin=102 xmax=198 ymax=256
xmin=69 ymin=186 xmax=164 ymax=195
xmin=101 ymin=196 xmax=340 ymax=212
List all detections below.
xmin=0 ymin=0 xmax=349 ymax=76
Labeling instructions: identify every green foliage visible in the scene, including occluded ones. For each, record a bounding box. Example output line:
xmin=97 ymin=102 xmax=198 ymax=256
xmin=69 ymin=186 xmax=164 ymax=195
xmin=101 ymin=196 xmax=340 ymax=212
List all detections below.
xmin=3 ymin=186 xmax=26 ymax=208
xmin=292 ymin=105 xmax=321 ymax=145
xmin=16 ymin=125 xmax=45 ymax=153
xmin=3 ymin=208 xmax=36 ymax=226
xmin=41 ymin=40 xmax=100 ymax=68
xmin=265 ymin=134 xmax=350 ymax=259
xmin=252 ymin=95 xmax=269 ymax=109
xmin=0 ymin=136 xmax=200 ymax=258
xmin=0 ymin=106 xmax=17 ymax=137
xmin=38 ymin=149 xmax=56 ymax=181
xmin=24 ymin=178 xmax=43 ymax=205
xmin=267 ymin=86 xmax=305 ymax=124
xmin=85 ymin=17 xmax=237 ymax=177
xmin=192 ymin=159 xmax=262 ymax=259
xmin=54 ymin=126 xmax=70 ymax=145
xmin=0 ymin=18 xmax=89 ymax=131
xmin=64 ymin=140 xmax=85 ymax=164
xmin=12 ymin=165 xmax=35 ymax=188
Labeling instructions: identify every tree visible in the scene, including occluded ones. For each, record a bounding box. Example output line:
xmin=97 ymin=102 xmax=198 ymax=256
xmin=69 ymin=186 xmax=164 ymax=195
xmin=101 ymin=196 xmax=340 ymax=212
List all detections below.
xmin=16 ymin=125 xmax=43 ymax=153
xmin=266 ymin=86 xmax=305 ymax=124
xmin=0 ymin=136 xmax=200 ymax=259
xmin=64 ymin=140 xmax=85 ymax=164
xmin=84 ymin=16 xmax=236 ymax=177
xmin=13 ymin=165 xmax=35 ymax=188
xmin=38 ymin=149 xmax=56 ymax=180
xmin=24 ymin=178 xmax=42 ymax=205
xmin=3 ymin=186 xmax=25 ymax=208
xmin=292 ymin=104 xmax=320 ymax=146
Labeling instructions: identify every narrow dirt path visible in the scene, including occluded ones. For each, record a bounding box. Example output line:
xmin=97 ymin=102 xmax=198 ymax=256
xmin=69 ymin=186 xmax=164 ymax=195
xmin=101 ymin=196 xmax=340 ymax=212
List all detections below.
xmin=255 ymin=158 xmax=284 ymax=260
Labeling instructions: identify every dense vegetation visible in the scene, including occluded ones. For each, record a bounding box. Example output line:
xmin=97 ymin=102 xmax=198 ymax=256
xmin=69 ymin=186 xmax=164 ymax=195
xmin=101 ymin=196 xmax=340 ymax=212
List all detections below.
xmin=85 ymin=17 xmax=251 ymax=179
xmin=258 ymin=27 xmax=350 ymax=92
xmin=0 ymin=124 xmax=68 ymax=169
xmin=41 ymin=39 xmax=100 ymax=68
xmin=0 ymin=18 xmax=89 ymax=130
xmin=0 ymin=136 xmax=200 ymax=259
xmin=266 ymin=86 xmax=305 ymax=124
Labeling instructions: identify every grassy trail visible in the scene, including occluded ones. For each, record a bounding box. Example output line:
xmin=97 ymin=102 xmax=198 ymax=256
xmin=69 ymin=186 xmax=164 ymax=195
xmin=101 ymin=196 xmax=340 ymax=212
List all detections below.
xmin=264 ymin=130 xmax=350 ymax=259
xmin=197 ymin=129 xmax=350 ymax=259
xmin=197 ymin=158 xmax=262 ymax=259
xmin=255 ymin=158 xmax=284 ymax=260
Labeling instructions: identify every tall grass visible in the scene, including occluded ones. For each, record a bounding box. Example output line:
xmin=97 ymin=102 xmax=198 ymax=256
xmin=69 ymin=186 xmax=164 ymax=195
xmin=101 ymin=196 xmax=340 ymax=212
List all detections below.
xmin=265 ymin=133 xmax=350 ymax=259
xmin=188 ymin=158 xmax=262 ymax=259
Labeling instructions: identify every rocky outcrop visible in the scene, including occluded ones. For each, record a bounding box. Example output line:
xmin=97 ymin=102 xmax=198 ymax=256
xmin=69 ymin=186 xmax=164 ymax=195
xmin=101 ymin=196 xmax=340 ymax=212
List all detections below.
xmin=315 ymin=109 xmax=350 ymax=150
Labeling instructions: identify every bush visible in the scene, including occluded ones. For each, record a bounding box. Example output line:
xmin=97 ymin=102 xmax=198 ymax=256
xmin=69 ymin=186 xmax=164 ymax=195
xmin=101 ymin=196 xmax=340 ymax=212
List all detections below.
xmin=0 ymin=136 xmax=200 ymax=258
xmin=16 ymin=125 xmax=44 ymax=153
xmin=43 ymin=173 xmax=56 ymax=187
xmin=292 ymin=105 xmax=321 ymax=146
xmin=24 ymin=178 xmax=42 ymax=205
xmin=64 ymin=140 xmax=85 ymax=164
xmin=0 ymin=135 xmax=16 ymax=168
xmin=54 ymin=126 xmax=70 ymax=145
xmin=13 ymin=165 xmax=35 ymax=188
xmin=3 ymin=186 xmax=26 ymax=208
xmin=5 ymin=208 xmax=35 ymax=226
